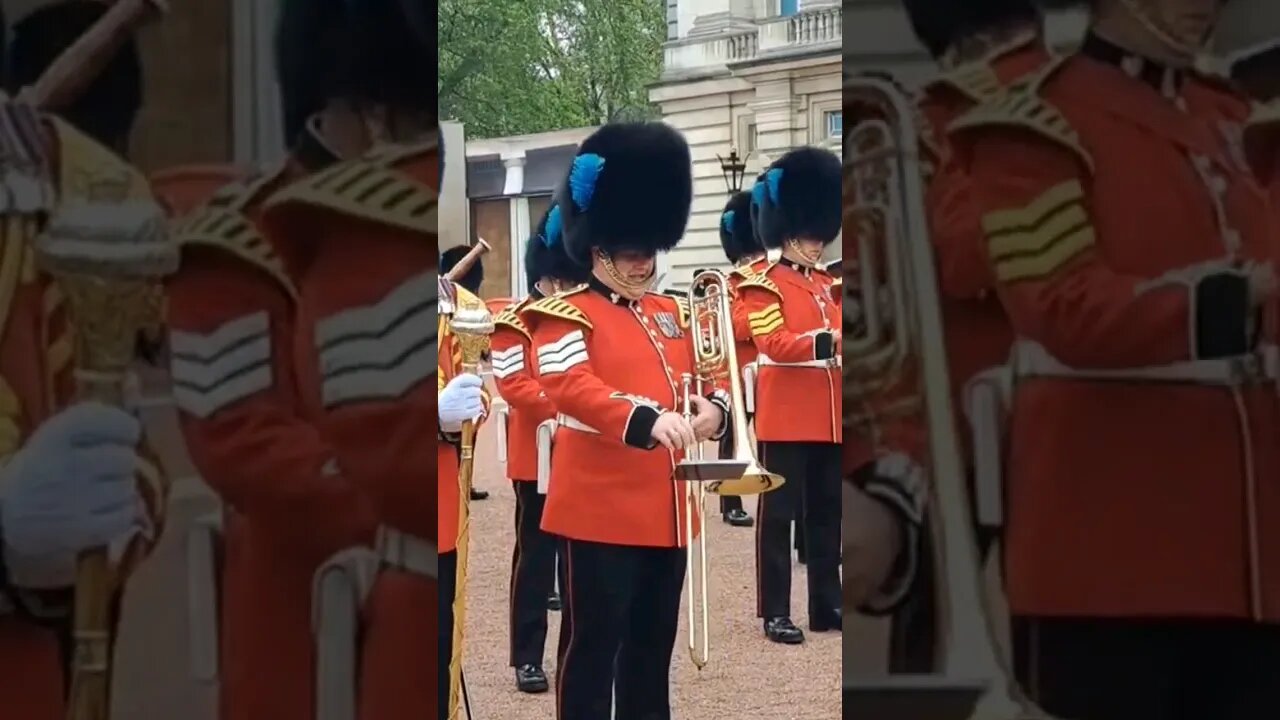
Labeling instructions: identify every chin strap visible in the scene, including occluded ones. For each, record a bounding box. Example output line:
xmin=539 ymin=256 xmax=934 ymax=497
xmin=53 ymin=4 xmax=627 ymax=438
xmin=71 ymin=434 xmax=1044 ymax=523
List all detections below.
xmin=1117 ymin=0 xmax=1209 ymax=60
xmin=785 ymin=239 xmax=824 ymax=268
xmin=599 ymin=251 xmax=656 ymax=296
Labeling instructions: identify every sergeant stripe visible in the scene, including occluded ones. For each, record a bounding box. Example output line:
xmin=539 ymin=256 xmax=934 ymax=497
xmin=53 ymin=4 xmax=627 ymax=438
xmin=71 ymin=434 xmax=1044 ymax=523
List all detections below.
xmin=536 ymin=330 xmax=588 ymax=375
xmin=316 ymin=271 xmax=437 ymax=408
xmin=983 ymin=180 xmax=1094 ymax=284
xmin=171 ymin=312 xmax=274 ymax=419
xmin=490 ymin=346 xmax=526 ymax=379
xmin=748 ymin=304 xmax=784 ymax=336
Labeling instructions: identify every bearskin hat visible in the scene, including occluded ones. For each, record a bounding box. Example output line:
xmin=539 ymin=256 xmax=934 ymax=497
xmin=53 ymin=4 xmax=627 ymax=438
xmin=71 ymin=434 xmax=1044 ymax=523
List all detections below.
xmin=902 ymin=0 xmax=1041 ymax=59
xmin=719 ymin=191 xmax=760 ymax=265
xmin=525 ymin=204 xmax=587 ymax=293
xmin=757 ymin=147 xmax=841 ymax=250
xmin=557 ymin=122 xmax=692 ymax=266
xmin=441 ymin=246 xmax=483 ymax=295
xmin=276 ymin=0 xmax=433 ymax=144
xmin=7 ymin=0 xmax=142 ymax=151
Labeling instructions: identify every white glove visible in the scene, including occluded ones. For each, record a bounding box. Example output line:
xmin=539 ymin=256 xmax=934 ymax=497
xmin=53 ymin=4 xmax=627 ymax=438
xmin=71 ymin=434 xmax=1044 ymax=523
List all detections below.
xmin=439 ymin=373 xmax=485 ymax=432
xmin=0 ymin=403 xmax=142 ymax=588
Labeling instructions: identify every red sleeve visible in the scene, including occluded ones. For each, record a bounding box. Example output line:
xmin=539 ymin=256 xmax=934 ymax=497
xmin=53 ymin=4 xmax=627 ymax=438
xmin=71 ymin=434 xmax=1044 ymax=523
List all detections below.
xmin=729 ymin=279 xmax=755 ymax=344
xmin=739 ymin=284 xmax=837 ymax=364
xmin=532 ymin=315 xmax=661 ymax=449
xmin=491 ymin=325 xmax=555 ymax=416
xmin=167 ymin=250 xmax=376 ymax=557
xmin=928 ymin=156 xmax=997 ymax=299
xmin=961 ymin=130 xmax=1198 ymax=367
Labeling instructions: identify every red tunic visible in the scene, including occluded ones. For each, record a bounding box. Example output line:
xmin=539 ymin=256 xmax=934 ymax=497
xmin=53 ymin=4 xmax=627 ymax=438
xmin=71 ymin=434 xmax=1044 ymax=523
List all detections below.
xmin=167 ymin=157 xmax=376 ymax=720
xmin=491 ymin=295 xmax=557 ymax=482
xmin=952 ymin=54 xmax=1280 ymax=620
xmin=264 ymin=139 xmax=439 ymax=720
xmin=736 ymin=261 xmax=842 ymax=444
xmin=527 ymin=286 xmax=708 ymax=547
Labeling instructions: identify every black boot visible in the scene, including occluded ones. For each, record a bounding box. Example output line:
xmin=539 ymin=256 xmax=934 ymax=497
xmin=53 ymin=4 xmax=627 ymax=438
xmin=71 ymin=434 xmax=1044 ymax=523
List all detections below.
xmin=723 ymin=508 xmax=753 ymax=527
xmin=515 ymin=664 xmax=549 ymax=693
xmin=763 ymin=617 xmax=805 ymax=645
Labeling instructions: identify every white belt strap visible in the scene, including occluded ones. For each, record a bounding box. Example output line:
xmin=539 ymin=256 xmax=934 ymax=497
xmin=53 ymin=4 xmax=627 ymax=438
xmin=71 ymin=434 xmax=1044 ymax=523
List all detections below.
xmin=555 ymin=413 xmax=600 ymax=435
xmin=758 ymin=354 xmax=842 ymax=369
xmin=376 ymin=527 xmax=438 ymax=579
xmin=536 ymin=419 xmax=558 ymax=495
xmin=1013 ymin=340 xmax=1280 ymax=385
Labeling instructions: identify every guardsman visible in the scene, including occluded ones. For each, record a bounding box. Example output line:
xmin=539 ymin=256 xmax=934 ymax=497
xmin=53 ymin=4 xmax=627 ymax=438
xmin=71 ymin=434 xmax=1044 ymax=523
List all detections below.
xmin=717 ymin=190 xmax=759 ymax=528
xmin=491 ymin=203 xmax=585 ymax=694
xmin=527 ymin=122 xmax=729 ymax=720
xmin=164 ymin=2 xmax=379 ymax=718
xmin=952 ymin=0 xmax=1280 ymax=716
xmin=0 ymin=3 xmax=167 ymax=718
xmin=870 ymin=0 xmax=1053 ymax=673
xmin=1212 ymin=0 xmax=1280 ymax=207
xmin=443 ymin=245 xmax=491 ymax=502
xmin=737 ymin=147 xmax=842 ymax=645
xmin=259 ymin=2 xmax=440 ymax=718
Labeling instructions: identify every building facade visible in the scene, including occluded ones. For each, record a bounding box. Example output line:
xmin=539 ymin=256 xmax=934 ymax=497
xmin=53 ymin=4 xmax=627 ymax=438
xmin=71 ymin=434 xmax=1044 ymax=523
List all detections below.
xmin=650 ymin=0 xmax=842 ymax=288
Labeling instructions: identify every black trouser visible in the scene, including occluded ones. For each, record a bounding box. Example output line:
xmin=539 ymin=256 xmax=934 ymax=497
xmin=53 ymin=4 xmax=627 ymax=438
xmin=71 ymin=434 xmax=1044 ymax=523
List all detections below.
xmin=510 ymin=480 xmax=557 ymax=667
xmin=755 ymin=440 xmax=841 ymax=619
xmin=439 ymin=550 xmax=456 ymax=720
xmin=556 ymin=537 xmax=685 ymax=720
xmin=1012 ymin=616 xmax=1280 ymax=720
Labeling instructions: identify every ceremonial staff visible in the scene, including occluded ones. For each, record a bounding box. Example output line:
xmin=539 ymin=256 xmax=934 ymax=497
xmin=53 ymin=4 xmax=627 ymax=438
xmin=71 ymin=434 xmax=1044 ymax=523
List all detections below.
xmin=35 ymin=201 xmax=177 ymax=720
xmin=447 ymin=288 xmax=493 ymax=720
xmin=444 ymin=237 xmax=491 ymax=283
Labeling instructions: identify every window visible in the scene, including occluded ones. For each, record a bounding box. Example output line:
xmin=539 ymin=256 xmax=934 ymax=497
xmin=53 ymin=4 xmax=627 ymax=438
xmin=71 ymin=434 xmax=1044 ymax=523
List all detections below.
xmin=667 ymin=0 xmax=678 ymax=40
xmin=780 ymin=0 xmax=798 ymax=16
xmin=746 ymin=122 xmax=758 ymax=152
xmin=825 ymin=111 xmax=842 ymax=140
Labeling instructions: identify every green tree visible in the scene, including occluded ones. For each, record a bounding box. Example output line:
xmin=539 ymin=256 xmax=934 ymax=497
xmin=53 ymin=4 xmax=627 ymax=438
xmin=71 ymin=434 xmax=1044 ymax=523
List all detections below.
xmin=439 ymin=0 xmax=665 ymax=139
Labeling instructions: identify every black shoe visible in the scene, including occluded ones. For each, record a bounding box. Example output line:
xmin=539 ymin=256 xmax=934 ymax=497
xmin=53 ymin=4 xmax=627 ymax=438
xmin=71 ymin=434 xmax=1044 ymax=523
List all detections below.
xmin=763 ymin=617 xmax=805 ymax=645
xmin=547 ymin=592 xmax=562 ymax=612
xmin=723 ymin=509 xmax=753 ymax=527
xmin=470 ymin=489 xmax=489 ymax=501
xmin=515 ymin=664 xmax=549 ymax=693
xmin=810 ymin=607 xmax=842 ymax=632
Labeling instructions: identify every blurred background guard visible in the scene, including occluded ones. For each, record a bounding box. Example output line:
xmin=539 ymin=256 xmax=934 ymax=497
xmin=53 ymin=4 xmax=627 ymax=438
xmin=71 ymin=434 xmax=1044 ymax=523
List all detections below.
xmin=442 ymin=245 xmax=490 ymax=503
xmin=949 ymin=0 xmax=1280 ymax=717
xmin=871 ymin=0 xmax=1053 ymax=675
xmin=527 ymin=122 xmax=728 ymax=720
xmin=257 ymin=1 xmax=439 ymax=718
xmin=1212 ymin=0 xmax=1280 ymax=210
xmin=163 ymin=0 xmax=375 ymax=718
xmin=717 ymin=190 xmax=760 ymax=529
xmin=489 ymin=203 xmax=585 ymax=694
xmin=6 ymin=0 xmax=142 ymax=155
xmin=737 ymin=147 xmax=842 ymax=646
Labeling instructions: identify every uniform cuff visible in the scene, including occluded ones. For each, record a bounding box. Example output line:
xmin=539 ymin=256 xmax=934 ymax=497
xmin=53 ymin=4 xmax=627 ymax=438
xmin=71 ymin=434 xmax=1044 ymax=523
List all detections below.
xmin=1193 ymin=272 xmax=1251 ymax=359
xmin=706 ymin=389 xmax=731 ymax=440
xmin=813 ymin=331 xmax=836 ymax=361
xmin=853 ymin=454 xmax=927 ymax=615
xmin=623 ymin=405 xmax=662 ymax=449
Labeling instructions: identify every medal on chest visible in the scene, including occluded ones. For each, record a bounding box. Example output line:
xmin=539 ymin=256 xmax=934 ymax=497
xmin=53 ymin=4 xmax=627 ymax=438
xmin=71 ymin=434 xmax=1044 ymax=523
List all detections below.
xmin=654 ymin=311 xmax=683 ymax=339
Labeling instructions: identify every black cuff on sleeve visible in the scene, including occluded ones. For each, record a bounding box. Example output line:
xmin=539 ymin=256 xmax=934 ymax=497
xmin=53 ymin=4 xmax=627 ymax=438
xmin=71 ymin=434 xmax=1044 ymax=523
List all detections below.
xmin=1194 ymin=272 xmax=1251 ymax=359
xmin=706 ymin=389 xmax=731 ymax=441
xmin=813 ymin=331 xmax=836 ymax=361
xmin=624 ymin=405 xmax=662 ymax=449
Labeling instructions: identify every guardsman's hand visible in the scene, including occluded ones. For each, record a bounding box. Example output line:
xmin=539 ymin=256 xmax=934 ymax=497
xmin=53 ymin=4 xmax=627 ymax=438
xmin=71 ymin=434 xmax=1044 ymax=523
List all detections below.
xmin=687 ymin=395 xmax=724 ymax=442
xmin=0 ymin=403 xmax=142 ymax=587
xmin=652 ymin=411 xmax=697 ymax=451
xmin=439 ymin=373 xmax=485 ymax=430
xmin=843 ymin=481 xmax=902 ymax=610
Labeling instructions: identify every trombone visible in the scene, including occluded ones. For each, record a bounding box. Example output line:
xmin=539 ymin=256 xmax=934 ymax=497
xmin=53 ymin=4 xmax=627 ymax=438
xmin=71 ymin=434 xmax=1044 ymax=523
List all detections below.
xmin=675 ymin=268 xmax=784 ymax=670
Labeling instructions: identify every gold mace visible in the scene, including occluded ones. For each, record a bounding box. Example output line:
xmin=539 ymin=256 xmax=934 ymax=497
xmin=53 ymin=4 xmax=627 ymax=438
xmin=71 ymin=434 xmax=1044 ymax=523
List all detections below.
xmin=34 ymin=200 xmax=177 ymax=720
xmin=446 ymin=297 xmax=493 ymax=720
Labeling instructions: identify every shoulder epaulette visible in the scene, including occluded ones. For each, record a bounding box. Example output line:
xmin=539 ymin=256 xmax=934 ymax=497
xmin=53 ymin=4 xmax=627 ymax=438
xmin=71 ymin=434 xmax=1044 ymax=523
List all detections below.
xmin=948 ymin=56 xmax=1093 ymax=172
xmin=524 ymin=295 xmax=593 ymax=330
xmin=731 ymin=264 xmax=759 ymax=281
xmin=737 ymin=269 xmax=783 ymax=299
xmin=264 ymin=150 xmax=436 ymax=235
xmin=173 ymin=167 xmax=295 ymax=298
xmin=929 ymin=62 xmax=1003 ymax=104
xmin=494 ymin=304 xmax=532 ymax=342
xmin=673 ymin=295 xmax=690 ymax=328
